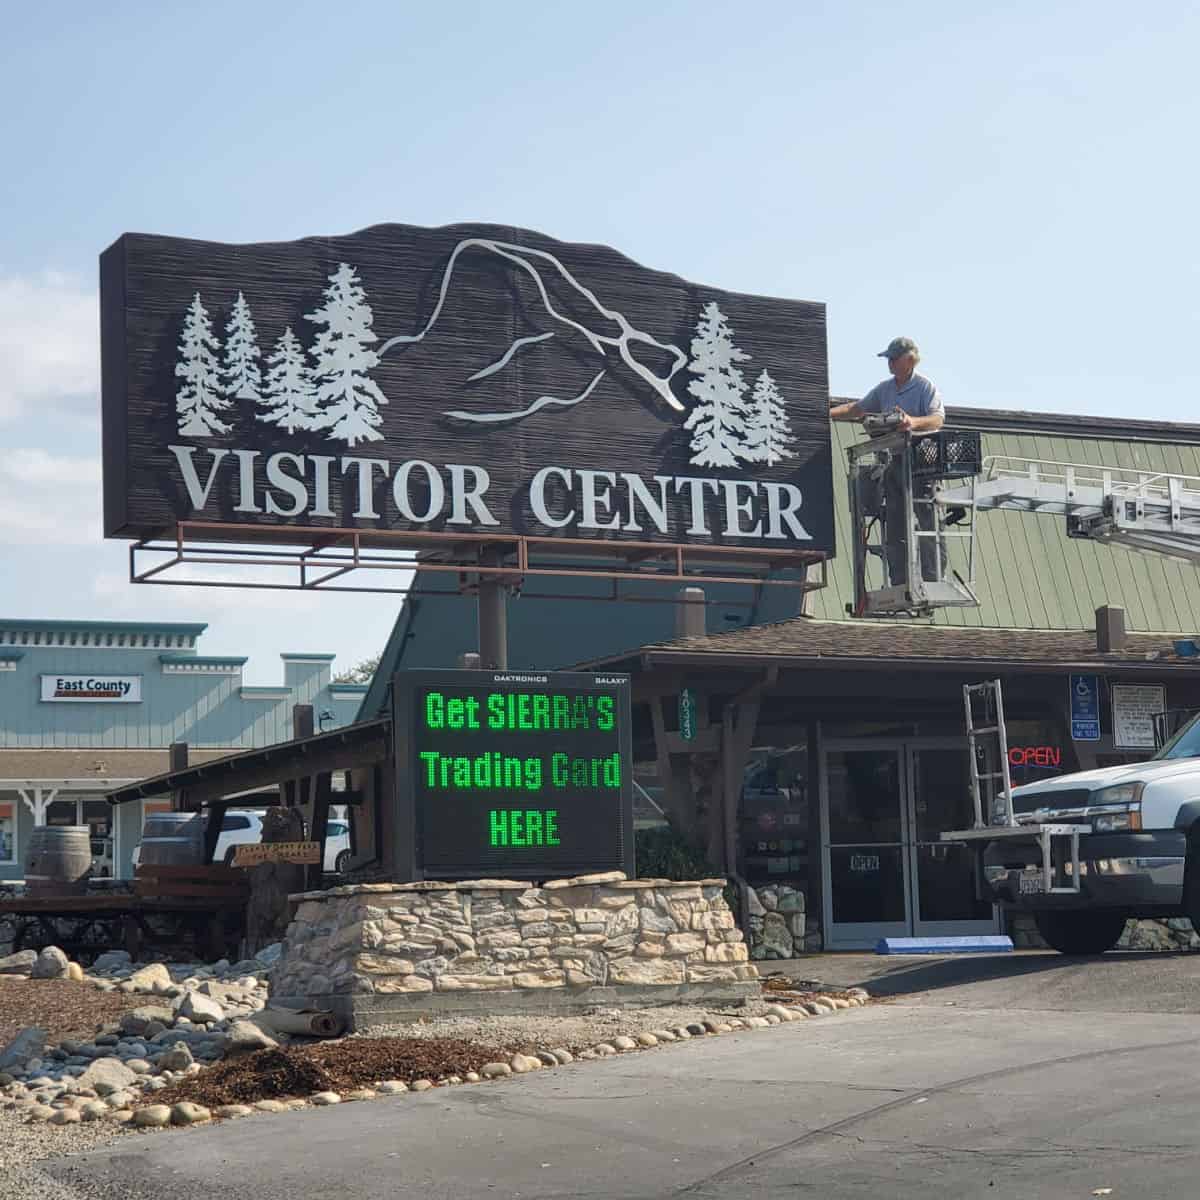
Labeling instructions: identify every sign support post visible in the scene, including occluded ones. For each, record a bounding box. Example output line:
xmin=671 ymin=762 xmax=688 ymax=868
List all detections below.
xmin=477 ymin=547 xmax=508 ymax=670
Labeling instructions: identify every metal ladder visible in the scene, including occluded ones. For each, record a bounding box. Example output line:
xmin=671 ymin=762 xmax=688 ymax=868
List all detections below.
xmin=963 ymin=680 xmax=1014 ymax=829
xmin=945 ymin=679 xmax=1085 ymax=895
xmin=940 ymin=455 xmax=1200 ymax=567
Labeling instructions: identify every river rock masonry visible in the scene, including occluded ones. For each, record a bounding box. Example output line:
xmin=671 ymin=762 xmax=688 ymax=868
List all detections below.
xmin=271 ymin=873 xmax=758 ymax=1029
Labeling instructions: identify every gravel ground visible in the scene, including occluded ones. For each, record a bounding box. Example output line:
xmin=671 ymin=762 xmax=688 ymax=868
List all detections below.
xmin=0 ymin=978 xmax=145 ymax=1045
xmin=0 ymin=1105 xmax=127 ymax=1200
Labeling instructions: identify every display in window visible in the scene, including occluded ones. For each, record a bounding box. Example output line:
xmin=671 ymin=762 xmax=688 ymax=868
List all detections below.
xmin=0 ymin=806 xmax=13 ymax=863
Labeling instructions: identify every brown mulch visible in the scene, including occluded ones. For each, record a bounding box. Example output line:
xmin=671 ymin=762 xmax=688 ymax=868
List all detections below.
xmin=154 ymin=1037 xmax=512 ymax=1107
xmin=0 ymin=977 xmax=145 ymax=1046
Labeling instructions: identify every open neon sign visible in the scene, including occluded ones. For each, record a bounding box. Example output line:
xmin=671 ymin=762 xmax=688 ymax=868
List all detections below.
xmin=1008 ymin=745 xmax=1062 ymax=768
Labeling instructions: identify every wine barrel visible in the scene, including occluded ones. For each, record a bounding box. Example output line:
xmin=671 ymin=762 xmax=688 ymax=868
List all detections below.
xmin=137 ymin=812 xmax=205 ymax=866
xmin=24 ymin=825 xmax=92 ymax=897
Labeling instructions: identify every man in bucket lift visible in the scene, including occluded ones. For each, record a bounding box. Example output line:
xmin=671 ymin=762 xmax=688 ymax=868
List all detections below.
xmin=830 ymin=337 xmax=947 ymax=584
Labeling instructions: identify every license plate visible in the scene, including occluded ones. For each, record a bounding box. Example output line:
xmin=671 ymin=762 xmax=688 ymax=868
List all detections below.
xmin=1019 ymin=875 xmax=1047 ymax=895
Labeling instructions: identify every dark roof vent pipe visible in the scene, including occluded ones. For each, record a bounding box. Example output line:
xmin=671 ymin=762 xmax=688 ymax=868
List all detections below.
xmin=1096 ymin=605 xmax=1127 ymax=653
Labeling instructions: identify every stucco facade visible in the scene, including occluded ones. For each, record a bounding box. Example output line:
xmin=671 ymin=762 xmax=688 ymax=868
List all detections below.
xmin=0 ymin=619 xmax=366 ymax=881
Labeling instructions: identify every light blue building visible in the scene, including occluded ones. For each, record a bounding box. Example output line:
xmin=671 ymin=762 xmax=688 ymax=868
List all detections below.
xmin=0 ymin=619 xmax=366 ymax=882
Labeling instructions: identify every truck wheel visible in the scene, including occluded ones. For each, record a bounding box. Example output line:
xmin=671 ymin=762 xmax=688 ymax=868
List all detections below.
xmin=335 ymin=850 xmax=351 ymax=875
xmin=1032 ymin=910 xmax=1127 ymax=955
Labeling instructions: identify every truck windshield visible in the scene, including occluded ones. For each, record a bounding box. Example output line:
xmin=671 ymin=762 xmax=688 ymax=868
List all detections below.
xmin=1154 ymin=713 xmax=1200 ymax=761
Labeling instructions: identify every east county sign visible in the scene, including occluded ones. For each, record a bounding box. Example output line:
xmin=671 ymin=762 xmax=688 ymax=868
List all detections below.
xmin=100 ymin=223 xmax=834 ymax=554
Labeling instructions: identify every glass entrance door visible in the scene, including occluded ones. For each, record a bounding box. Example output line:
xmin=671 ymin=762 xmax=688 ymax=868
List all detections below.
xmin=907 ymin=746 xmax=996 ymax=938
xmin=822 ymin=739 xmax=998 ymax=949
xmin=823 ymin=745 xmax=911 ymax=949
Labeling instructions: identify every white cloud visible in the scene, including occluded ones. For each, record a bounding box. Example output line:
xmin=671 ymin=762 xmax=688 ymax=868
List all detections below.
xmin=0 ymin=448 xmax=103 ymax=545
xmin=0 ymin=272 xmax=98 ymax=426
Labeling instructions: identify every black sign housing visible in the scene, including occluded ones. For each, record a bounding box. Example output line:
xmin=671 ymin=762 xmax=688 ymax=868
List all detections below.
xmin=392 ymin=668 xmax=634 ymax=880
xmin=100 ymin=222 xmax=833 ymax=556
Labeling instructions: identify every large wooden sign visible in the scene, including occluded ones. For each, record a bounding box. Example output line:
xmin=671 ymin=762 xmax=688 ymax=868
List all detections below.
xmin=101 ymin=223 xmax=833 ymax=554
xmin=392 ymin=668 xmax=634 ymax=881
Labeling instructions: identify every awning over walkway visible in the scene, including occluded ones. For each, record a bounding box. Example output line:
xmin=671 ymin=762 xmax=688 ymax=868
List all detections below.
xmin=102 ymin=717 xmax=392 ymax=809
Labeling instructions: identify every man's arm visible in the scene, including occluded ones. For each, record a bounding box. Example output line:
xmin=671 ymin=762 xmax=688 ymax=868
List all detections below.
xmin=897 ymin=409 xmax=945 ymax=434
xmin=829 ymin=399 xmax=866 ymax=422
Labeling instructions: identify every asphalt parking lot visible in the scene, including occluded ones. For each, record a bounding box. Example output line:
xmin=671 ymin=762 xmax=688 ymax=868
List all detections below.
xmin=41 ymin=948 xmax=1200 ymax=1200
xmin=771 ymin=948 xmax=1200 ymax=1014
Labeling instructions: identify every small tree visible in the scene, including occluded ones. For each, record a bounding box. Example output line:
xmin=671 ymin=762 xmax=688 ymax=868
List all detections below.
xmin=260 ymin=326 xmax=318 ymax=433
xmin=222 ymin=292 xmax=263 ymax=402
xmin=175 ymin=293 xmax=230 ymax=437
xmin=333 ymin=653 xmax=381 ymax=684
xmin=744 ymin=369 xmax=796 ymax=465
xmin=307 ymin=263 xmax=388 ymax=447
xmin=683 ymin=301 xmax=750 ymax=468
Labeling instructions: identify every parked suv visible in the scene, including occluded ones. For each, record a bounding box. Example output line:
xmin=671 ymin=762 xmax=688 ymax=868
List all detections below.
xmin=984 ymin=711 xmax=1200 ymax=954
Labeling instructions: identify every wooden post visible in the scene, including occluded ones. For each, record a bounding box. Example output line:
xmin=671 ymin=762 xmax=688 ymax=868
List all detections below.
xmin=168 ymin=743 xmax=188 ymax=812
xmin=306 ymin=772 xmax=333 ymax=889
xmin=203 ymin=801 xmax=231 ymax=865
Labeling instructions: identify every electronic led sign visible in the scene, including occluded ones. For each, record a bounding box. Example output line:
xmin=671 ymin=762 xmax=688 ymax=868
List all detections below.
xmin=392 ymin=669 xmax=634 ymax=880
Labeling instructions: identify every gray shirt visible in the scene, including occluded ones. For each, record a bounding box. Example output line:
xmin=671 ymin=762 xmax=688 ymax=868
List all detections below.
xmin=859 ymin=372 xmax=944 ymax=419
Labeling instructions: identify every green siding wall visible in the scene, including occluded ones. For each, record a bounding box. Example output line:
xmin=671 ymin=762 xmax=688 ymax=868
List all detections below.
xmin=809 ymin=422 xmax=1200 ymax=632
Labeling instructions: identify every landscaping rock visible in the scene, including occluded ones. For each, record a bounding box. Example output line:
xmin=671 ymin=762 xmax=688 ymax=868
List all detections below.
xmin=27 ymin=1105 xmax=56 ymax=1122
xmin=311 ymin=1091 xmax=341 ymax=1105
xmin=157 ymin=1042 xmax=194 ymax=1072
xmin=480 ymin=1062 xmax=511 ymax=1079
xmin=410 ymin=1079 xmax=434 ymax=1092
xmin=344 ymin=1088 xmax=377 ymax=1101
xmin=133 ymin=1104 xmax=172 ymax=1127
xmin=78 ymin=1058 xmax=137 ymax=1097
xmin=121 ymin=1006 xmax=176 ymax=1037
xmin=377 ymin=1080 xmax=408 ymax=1094
xmin=80 ymin=1100 xmax=110 ymax=1121
xmin=225 ymin=1019 xmax=278 ymax=1055
xmin=129 ymin=963 xmax=171 ymax=992
xmin=509 ymin=1054 xmax=541 ymax=1074
xmin=1 ymin=1027 xmax=48 ymax=1071
xmin=0 ymin=949 xmax=37 ymax=976
xmin=612 ymin=1035 xmax=637 ymax=1051
xmin=30 ymin=946 xmax=70 ymax=980
xmin=255 ymin=1099 xmax=289 ymax=1113
xmin=635 ymin=1033 xmax=658 ymax=1047
xmin=171 ymin=1101 xmax=212 ymax=1125
xmin=91 ymin=950 xmax=132 ymax=973
xmin=176 ymin=990 xmax=225 ymax=1024
xmin=66 ymin=961 xmax=85 ymax=982
xmin=551 ymin=1048 xmax=574 ymax=1064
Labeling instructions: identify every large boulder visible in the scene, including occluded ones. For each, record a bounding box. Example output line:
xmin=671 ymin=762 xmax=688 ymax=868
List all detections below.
xmin=0 ymin=1026 xmax=47 ymax=1071
xmin=30 ymin=946 xmax=70 ymax=979
xmin=0 ymin=950 xmax=37 ymax=976
xmin=78 ymin=1058 xmax=138 ymax=1097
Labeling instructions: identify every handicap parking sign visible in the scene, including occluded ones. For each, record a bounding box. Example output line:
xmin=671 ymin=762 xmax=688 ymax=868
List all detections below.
xmin=1070 ymin=674 xmax=1101 ymax=741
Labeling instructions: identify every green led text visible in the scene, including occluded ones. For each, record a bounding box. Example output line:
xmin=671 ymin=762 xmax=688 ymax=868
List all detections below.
xmin=424 ymin=690 xmax=615 ymax=732
xmin=489 ymin=809 xmax=560 ymax=847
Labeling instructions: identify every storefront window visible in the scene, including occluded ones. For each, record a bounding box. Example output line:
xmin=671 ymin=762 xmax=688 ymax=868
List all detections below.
xmin=0 ymin=803 xmax=14 ymax=864
xmin=1004 ymin=719 xmax=1078 ymax=788
xmin=741 ymin=743 xmax=809 ymax=884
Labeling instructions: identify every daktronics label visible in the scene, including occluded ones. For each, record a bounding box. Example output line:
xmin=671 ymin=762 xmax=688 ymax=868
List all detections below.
xmin=394 ymin=669 xmax=633 ymax=880
xmin=40 ymin=675 xmax=142 ymax=703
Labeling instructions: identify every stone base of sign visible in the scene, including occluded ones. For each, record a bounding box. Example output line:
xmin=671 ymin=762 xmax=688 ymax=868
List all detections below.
xmin=270 ymin=872 xmax=759 ymax=1030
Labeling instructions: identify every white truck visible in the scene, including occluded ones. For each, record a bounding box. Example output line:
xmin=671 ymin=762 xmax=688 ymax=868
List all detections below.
xmin=982 ymin=712 xmax=1200 ymax=954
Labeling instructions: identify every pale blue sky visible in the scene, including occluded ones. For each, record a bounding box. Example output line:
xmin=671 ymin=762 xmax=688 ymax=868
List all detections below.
xmin=1 ymin=1 xmax=1197 ymax=678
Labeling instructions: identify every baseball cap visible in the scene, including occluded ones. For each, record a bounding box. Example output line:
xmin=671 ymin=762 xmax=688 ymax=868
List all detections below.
xmin=878 ymin=336 xmax=918 ymax=360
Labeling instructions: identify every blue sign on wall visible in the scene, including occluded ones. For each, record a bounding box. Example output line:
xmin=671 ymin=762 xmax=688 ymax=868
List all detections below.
xmin=1070 ymin=674 xmax=1101 ymax=741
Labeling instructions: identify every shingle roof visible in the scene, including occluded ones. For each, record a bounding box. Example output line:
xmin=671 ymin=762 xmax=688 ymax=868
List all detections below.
xmin=0 ymin=748 xmax=238 ymax=783
xmin=628 ymin=616 xmax=1198 ymax=672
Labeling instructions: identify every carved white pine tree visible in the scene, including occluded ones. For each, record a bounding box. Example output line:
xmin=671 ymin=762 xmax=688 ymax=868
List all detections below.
xmin=683 ymin=301 xmax=750 ymax=468
xmin=306 ymin=263 xmax=387 ymax=447
xmin=744 ymin=369 xmax=796 ymax=465
xmin=175 ymin=293 xmax=230 ymax=437
xmin=222 ymin=292 xmax=263 ymax=401
xmin=259 ymin=326 xmax=317 ymax=433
